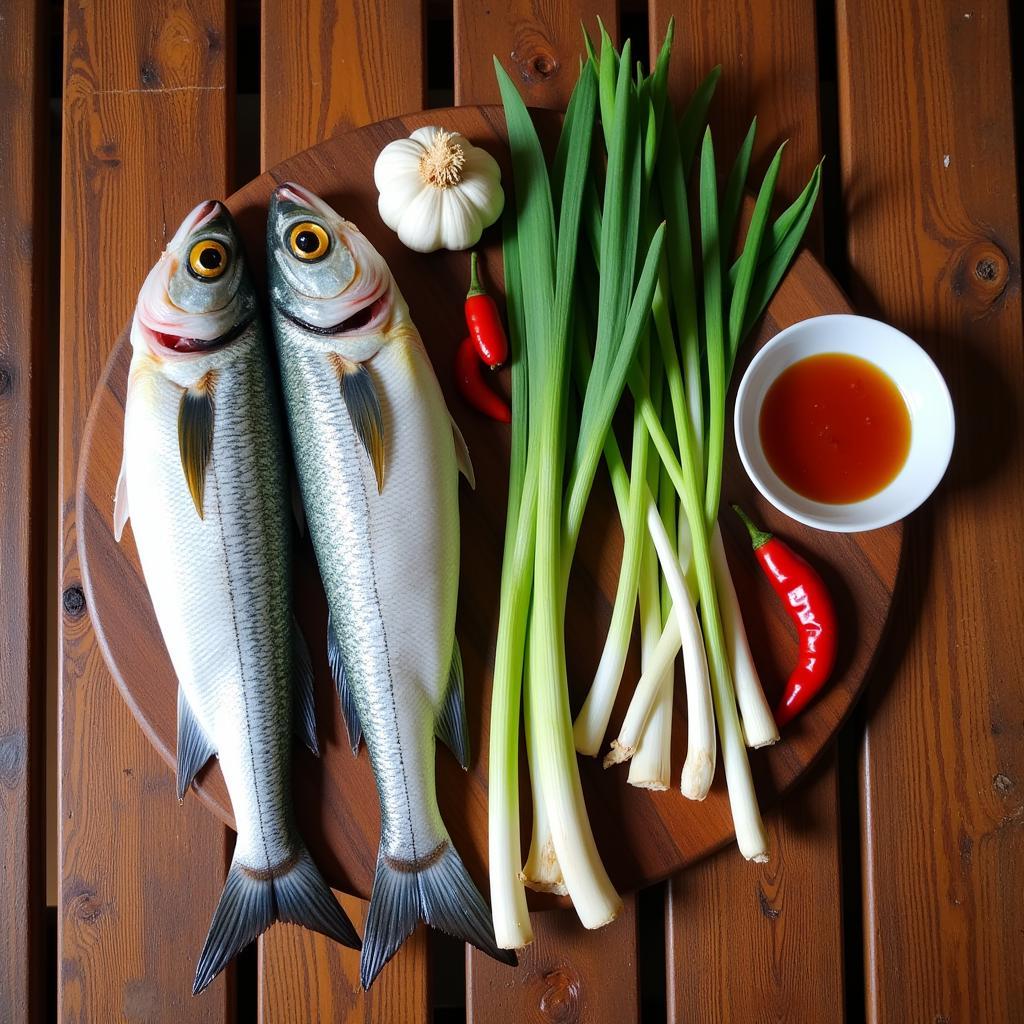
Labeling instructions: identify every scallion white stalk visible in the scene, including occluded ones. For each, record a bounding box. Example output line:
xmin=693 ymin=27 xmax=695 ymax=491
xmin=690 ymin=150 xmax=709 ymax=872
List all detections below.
xmin=487 ymin=480 xmax=537 ymax=947
xmin=526 ymin=601 xmax=622 ymax=925
xmin=711 ymin=523 xmax=779 ymax=748
xmin=573 ymin=408 xmax=649 ymax=756
xmin=646 ymin=502 xmax=715 ymax=798
xmin=521 ymin=653 xmax=569 ymax=895
xmin=627 ymin=527 xmax=672 ymax=789
xmin=605 ymin=499 xmax=714 ymax=800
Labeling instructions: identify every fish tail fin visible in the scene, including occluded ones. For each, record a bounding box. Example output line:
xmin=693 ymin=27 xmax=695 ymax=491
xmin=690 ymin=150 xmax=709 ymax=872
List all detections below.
xmin=193 ymin=843 xmax=361 ymax=995
xmin=360 ymin=840 xmax=516 ymax=989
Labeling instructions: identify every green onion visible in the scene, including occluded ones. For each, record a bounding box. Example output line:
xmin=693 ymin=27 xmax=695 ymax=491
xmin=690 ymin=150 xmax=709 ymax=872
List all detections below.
xmin=491 ymin=27 xmax=822 ymax=939
xmin=486 ymin=171 xmax=537 ymax=951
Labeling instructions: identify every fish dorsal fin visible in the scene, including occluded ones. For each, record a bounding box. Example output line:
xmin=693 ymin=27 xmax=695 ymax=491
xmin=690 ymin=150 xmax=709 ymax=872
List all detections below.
xmin=435 ymin=639 xmax=470 ymax=769
xmin=178 ymin=370 xmax=218 ymax=519
xmin=293 ymin=616 xmax=319 ymax=756
xmin=450 ymin=416 xmax=475 ymax=489
xmin=329 ymin=354 xmax=385 ymax=493
xmin=327 ymin=610 xmax=362 ymax=754
xmin=177 ymin=685 xmax=217 ymax=801
xmin=113 ymin=449 xmax=130 ymax=542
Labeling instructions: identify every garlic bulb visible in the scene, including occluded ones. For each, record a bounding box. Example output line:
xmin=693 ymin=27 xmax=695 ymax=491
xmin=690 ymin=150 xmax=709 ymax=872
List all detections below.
xmin=373 ymin=126 xmax=504 ymax=253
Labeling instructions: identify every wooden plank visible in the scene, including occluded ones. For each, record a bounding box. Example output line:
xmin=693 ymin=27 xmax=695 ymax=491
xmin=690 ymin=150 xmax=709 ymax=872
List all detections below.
xmin=467 ymin=897 xmax=639 ymax=1023
xmin=454 ymin=8 xmax=641 ymax=1021
xmin=260 ymin=0 xmax=426 ymax=170
xmin=0 ymin=0 xmax=47 ymax=1019
xmin=59 ymin=2 xmax=235 ymax=1019
xmin=648 ymin=3 xmax=845 ymax=1020
xmin=257 ymin=2 xmax=430 ymax=1017
xmin=836 ymin=2 xmax=1024 ymax=1020
xmin=453 ymin=0 xmax=618 ymax=109
xmin=260 ymin=895 xmax=429 ymax=1024
xmin=651 ymin=0 xmax=823 ymax=237
xmin=666 ymin=759 xmax=843 ymax=1022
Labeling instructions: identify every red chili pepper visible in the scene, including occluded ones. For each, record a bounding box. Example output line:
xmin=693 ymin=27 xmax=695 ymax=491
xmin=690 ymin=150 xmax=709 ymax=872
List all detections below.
xmin=465 ymin=252 xmax=509 ymax=368
xmin=733 ymin=506 xmax=838 ymax=727
xmin=455 ymin=336 xmax=511 ymax=423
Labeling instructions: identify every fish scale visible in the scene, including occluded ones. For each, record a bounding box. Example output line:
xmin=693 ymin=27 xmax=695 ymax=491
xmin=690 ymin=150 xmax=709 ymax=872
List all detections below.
xmin=131 ymin=332 xmax=293 ymax=870
xmin=277 ymin=326 xmax=457 ymax=863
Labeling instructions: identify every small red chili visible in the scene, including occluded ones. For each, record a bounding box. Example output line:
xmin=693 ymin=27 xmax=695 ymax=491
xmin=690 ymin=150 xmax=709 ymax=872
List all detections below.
xmin=455 ymin=336 xmax=511 ymax=423
xmin=733 ymin=506 xmax=838 ymax=727
xmin=465 ymin=252 xmax=509 ymax=368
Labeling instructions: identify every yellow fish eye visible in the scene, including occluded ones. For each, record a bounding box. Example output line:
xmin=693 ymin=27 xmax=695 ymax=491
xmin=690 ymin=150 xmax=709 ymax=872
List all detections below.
xmin=188 ymin=239 xmax=229 ymax=279
xmin=289 ymin=221 xmax=330 ymax=261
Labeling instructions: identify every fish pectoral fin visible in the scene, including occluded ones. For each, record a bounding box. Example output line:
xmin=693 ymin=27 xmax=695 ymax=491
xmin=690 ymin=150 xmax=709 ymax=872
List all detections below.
xmin=331 ymin=354 xmax=385 ymax=493
xmin=328 ymin=610 xmax=362 ymax=754
xmin=176 ymin=686 xmax=217 ymax=801
xmin=294 ymin=616 xmax=319 ymax=757
xmin=435 ymin=639 xmax=470 ymax=770
xmin=113 ymin=448 xmax=130 ymax=542
xmin=361 ymin=841 xmax=516 ymax=990
xmin=178 ymin=370 xmax=218 ymax=520
xmin=450 ymin=416 xmax=476 ymax=489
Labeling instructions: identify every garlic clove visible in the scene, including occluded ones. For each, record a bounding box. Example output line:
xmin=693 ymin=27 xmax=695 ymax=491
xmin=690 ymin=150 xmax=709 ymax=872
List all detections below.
xmin=439 ymin=187 xmax=481 ymax=252
xmin=377 ymin=170 xmax=426 ymax=231
xmin=373 ymin=139 xmax=427 ymax=186
xmin=449 ymin=173 xmax=503 ymax=222
xmin=396 ymin=184 xmax=446 ymax=253
xmin=408 ymin=125 xmax=441 ymax=149
xmin=461 ymin=144 xmax=502 ymax=182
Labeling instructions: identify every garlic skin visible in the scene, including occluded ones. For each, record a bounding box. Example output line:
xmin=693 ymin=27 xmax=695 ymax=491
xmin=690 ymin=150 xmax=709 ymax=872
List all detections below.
xmin=374 ymin=126 xmax=504 ymax=253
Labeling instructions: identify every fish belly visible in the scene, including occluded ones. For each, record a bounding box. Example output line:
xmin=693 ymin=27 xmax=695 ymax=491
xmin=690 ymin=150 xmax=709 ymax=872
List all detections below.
xmin=283 ymin=335 xmax=460 ymax=862
xmin=124 ymin=348 xmax=294 ymax=871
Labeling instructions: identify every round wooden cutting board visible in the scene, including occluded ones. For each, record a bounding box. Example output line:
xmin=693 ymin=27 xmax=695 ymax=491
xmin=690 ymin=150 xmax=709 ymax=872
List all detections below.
xmin=77 ymin=106 xmax=901 ymax=904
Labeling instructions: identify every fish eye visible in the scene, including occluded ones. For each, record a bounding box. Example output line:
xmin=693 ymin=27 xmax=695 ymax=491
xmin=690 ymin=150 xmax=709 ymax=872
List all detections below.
xmin=188 ymin=239 xmax=229 ymax=280
xmin=288 ymin=221 xmax=330 ymax=261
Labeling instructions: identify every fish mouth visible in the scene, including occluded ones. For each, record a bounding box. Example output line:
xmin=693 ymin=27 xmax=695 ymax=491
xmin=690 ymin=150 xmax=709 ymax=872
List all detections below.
xmin=277 ymin=290 xmax=391 ymax=337
xmin=149 ymin=313 xmax=253 ymax=354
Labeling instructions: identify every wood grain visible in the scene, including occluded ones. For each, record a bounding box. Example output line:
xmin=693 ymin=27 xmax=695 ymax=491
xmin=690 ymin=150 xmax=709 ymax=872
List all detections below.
xmin=0 ymin=0 xmax=47 ymax=1018
xmin=77 ymin=108 xmax=901 ymax=902
xmin=453 ymin=0 xmax=618 ymax=109
xmin=467 ymin=896 xmax=639 ymax=1023
xmin=259 ymin=894 xmax=429 ymax=1023
xmin=666 ymin=759 xmax=843 ymax=1022
xmin=836 ymin=2 xmax=1024 ymax=1021
xmin=257 ymin=2 xmax=430 ymax=1013
xmin=650 ymin=0 xmax=822 ymax=222
xmin=647 ymin=4 xmax=846 ymax=1020
xmin=60 ymin=2 xmax=235 ymax=1019
xmin=261 ymin=0 xmax=426 ymax=170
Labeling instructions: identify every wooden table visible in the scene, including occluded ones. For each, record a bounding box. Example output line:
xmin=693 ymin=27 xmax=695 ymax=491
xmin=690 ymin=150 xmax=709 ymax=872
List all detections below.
xmin=1 ymin=1 xmax=1020 ymax=1020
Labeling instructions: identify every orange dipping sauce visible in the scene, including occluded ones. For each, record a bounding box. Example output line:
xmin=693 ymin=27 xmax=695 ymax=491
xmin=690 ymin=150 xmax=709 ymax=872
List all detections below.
xmin=759 ymin=353 xmax=911 ymax=504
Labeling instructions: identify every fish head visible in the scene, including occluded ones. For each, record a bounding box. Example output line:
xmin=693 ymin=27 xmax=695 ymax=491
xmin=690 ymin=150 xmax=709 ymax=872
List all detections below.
xmin=268 ymin=182 xmax=395 ymax=359
xmin=131 ymin=200 xmax=256 ymax=365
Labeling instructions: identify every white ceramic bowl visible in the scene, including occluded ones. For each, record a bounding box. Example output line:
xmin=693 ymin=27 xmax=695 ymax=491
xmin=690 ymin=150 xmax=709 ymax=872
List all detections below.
xmin=734 ymin=314 xmax=954 ymax=532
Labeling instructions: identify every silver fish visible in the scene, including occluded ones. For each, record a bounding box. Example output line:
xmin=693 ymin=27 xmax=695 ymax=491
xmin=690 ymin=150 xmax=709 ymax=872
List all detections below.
xmin=266 ymin=183 xmax=514 ymax=987
xmin=115 ymin=200 xmax=359 ymax=994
